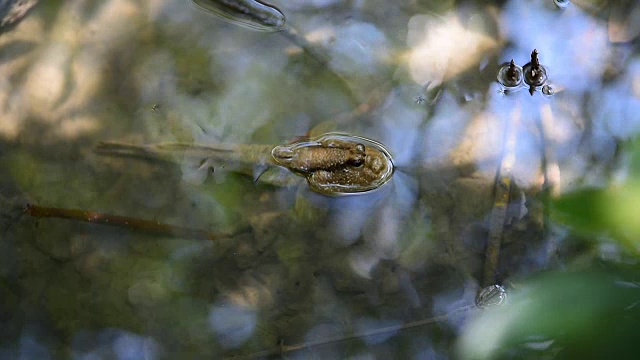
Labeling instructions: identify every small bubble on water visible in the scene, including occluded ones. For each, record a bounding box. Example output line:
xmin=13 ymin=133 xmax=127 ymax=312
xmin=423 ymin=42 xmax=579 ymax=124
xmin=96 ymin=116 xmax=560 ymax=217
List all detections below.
xmin=542 ymin=84 xmax=555 ymax=96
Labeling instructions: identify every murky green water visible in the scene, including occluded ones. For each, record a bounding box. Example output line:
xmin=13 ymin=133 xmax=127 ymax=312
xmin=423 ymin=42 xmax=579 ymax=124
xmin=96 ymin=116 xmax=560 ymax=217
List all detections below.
xmin=1 ymin=0 xmax=640 ymax=358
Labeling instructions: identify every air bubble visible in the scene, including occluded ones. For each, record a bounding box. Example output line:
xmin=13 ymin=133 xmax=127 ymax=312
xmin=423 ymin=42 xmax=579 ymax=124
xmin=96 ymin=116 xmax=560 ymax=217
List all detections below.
xmin=542 ymin=84 xmax=555 ymax=96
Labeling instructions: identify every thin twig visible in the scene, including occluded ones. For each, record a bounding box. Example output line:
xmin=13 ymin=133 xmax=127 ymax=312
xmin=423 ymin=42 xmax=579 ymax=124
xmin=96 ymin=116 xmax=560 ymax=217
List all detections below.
xmin=23 ymin=203 xmax=244 ymax=241
xmin=225 ymin=306 xmax=475 ymax=359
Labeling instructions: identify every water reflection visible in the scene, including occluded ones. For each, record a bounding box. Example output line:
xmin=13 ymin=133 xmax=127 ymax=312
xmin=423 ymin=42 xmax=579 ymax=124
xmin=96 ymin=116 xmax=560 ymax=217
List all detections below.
xmin=1 ymin=0 xmax=639 ymax=358
xmin=208 ymin=301 xmax=257 ymax=348
xmin=405 ymin=10 xmax=501 ymax=87
xmin=71 ymin=329 xmax=161 ymax=359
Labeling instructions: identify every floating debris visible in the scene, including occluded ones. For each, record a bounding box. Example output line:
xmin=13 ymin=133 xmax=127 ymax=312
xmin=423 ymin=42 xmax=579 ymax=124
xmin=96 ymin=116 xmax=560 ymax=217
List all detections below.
xmin=191 ymin=0 xmax=285 ymax=32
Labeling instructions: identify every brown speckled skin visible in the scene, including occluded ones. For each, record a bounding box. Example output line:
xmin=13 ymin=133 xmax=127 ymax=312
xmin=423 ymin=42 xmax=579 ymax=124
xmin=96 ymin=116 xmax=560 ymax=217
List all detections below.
xmin=272 ymin=139 xmax=365 ymax=173
xmin=272 ymin=134 xmax=394 ymax=195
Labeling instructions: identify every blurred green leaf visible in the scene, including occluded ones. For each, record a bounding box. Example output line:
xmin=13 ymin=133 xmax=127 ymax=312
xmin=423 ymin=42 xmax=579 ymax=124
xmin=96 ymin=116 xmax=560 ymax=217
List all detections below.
xmin=457 ymin=268 xmax=640 ymax=359
xmin=551 ymin=188 xmax=610 ymax=234
xmin=629 ymin=138 xmax=640 ymax=176
xmin=551 ymin=183 xmax=640 ymax=253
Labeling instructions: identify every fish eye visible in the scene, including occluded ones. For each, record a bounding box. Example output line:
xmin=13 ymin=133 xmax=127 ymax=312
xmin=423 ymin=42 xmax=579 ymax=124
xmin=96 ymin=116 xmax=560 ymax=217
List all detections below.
xmin=352 ymin=158 xmax=364 ymax=167
xmin=355 ymin=143 xmax=365 ymax=153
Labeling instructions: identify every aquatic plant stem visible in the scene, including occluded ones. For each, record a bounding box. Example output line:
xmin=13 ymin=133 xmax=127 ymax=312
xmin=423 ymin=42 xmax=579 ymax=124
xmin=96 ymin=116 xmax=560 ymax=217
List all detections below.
xmin=537 ymin=104 xmax=561 ymax=262
xmin=23 ymin=203 xmax=242 ymax=241
xmin=538 ymin=104 xmax=560 ymax=197
xmin=483 ymin=103 xmax=520 ymax=286
xmin=225 ymin=306 xmax=474 ymax=359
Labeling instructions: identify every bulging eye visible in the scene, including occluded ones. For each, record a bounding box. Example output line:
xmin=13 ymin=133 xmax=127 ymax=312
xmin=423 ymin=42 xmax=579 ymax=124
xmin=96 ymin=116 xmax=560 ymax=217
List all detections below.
xmin=352 ymin=158 xmax=364 ymax=167
xmin=272 ymin=146 xmax=295 ymax=160
xmin=371 ymin=157 xmax=382 ymax=172
xmin=355 ymin=144 xmax=365 ymax=153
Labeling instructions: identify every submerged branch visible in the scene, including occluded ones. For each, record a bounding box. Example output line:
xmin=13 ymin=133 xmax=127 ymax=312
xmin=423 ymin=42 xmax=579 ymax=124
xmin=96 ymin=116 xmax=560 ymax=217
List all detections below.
xmin=23 ymin=203 xmax=244 ymax=241
xmin=483 ymin=104 xmax=520 ymax=286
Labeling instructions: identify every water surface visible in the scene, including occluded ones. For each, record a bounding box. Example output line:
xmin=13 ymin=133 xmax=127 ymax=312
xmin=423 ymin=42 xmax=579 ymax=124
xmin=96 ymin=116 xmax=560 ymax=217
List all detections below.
xmin=1 ymin=0 xmax=639 ymax=358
